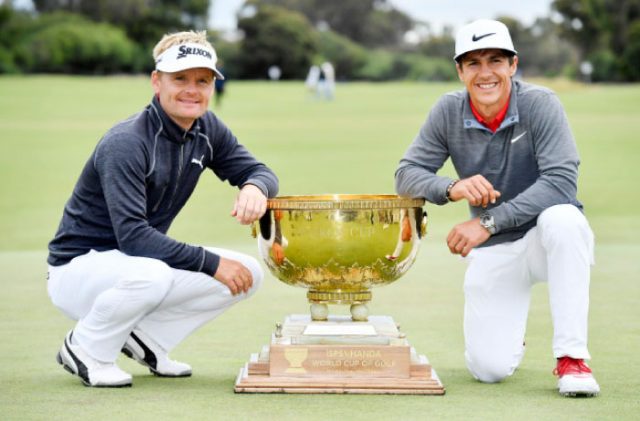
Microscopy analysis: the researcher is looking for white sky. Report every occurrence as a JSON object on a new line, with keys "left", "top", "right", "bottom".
{"left": 209, "top": 0, "right": 554, "bottom": 33}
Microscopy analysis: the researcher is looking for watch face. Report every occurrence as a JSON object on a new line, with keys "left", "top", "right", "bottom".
{"left": 480, "top": 214, "right": 495, "bottom": 233}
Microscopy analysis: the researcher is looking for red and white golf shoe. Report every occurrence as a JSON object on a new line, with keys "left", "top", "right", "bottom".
{"left": 554, "top": 356, "right": 600, "bottom": 397}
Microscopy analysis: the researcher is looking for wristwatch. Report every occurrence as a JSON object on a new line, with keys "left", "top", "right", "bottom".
{"left": 479, "top": 213, "right": 497, "bottom": 235}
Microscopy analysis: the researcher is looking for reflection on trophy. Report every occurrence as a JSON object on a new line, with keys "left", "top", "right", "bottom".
{"left": 255, "top": 195, "right": 426, "bottom": 321}
{"left": 235, "top": 195, "right": 445, "bottom": 395}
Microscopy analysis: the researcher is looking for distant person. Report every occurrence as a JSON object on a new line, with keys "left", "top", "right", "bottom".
{"left": 317, "top": 62, "right": 335, "bottom": 100}
{"left": 47, "top": 30, "right": 278, "bottom": 387}
{"left": 395, "top": 19, "right": 599, "bottom": 397}
{"left": 268, "top": 65, "right": 282, "bottom": 81}
{"left": 214, "top": 60, "right": 226, "bottom": 107}
{"left": 305, "top": 65, "right": 320, "bottom": 95}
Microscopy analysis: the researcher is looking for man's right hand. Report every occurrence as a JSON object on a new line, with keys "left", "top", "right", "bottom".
{"left": 213, "top": 257, "right": 253, "bottom": 295}
{"left": 448, "top": 174, "right": 501, "bottom": 208}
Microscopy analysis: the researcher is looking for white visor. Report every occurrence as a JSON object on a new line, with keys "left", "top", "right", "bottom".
{"left": 155, "top": 43, "right": 224, "bottom": 79}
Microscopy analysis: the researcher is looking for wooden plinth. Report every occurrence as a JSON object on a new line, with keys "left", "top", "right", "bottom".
{"left": 234, "top": 315, "right": 445, "bottom": 395}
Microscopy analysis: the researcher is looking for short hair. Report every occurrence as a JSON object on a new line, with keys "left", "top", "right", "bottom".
{"left": 455, "top": 49, "right": 516, "bottom": 67}
{"left": 152, "top": 30, "right": 214, "bottom": 61}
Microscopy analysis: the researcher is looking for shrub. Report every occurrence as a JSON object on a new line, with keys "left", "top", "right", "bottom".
{"left": 355, "top": 49, "right": 395, "bottom": 81}
{"left": 621, "top": 21, "right": 640, "bottom": 82}
{"left": 15, "top": 12, "right": 137, "bottom": 74}
{"left": 0, "top": 47, "right": 19, "bottom": 74}
{"left": 587, "top": 49, "right": 619, "bottom": 82}
{"left": 355, "top": 50, "right": 457, "bottom": 81}
{"left": 316, "top": 30, "right": 367, "bottom": 80}
{"left": 394, "top": 53, "right": 457, "bottom": 81}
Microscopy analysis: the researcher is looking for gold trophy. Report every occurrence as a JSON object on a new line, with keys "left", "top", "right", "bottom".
{"left": 235, "top": 195, "right": 445, "bottom": 394}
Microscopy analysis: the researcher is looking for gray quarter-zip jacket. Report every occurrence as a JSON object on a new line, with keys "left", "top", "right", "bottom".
{"left": 395, "top": 80, "right": 582, "bottom": 247}
{"left": 48, "top": 95, "right": 279, "bottom": 275}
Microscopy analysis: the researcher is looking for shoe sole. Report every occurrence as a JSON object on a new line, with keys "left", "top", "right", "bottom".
{"left": 560, "top": 391, "right": 599, "bottom": 397}
{"left": 558, "top": 376, "right": 599, "bottom": 398}
{"left": 57, "top": 338, "right": 132, "bottom": 388}
{"left": 122, "top": 343, "right": 191, "bottom": 378}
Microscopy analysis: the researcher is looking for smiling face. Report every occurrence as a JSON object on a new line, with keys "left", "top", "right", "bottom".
{"left": 151, "top": 68, "right": 215, "bottom": 130}
{"left": 456, "top": 49, "right": 518, "bottom": 120}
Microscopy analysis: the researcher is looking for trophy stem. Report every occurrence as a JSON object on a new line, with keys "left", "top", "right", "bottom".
{"left": 307, "top": 290, "right": 372, "bottom": 321}
{"left": 307, "top": 290, "right": 372, "bottom": 304}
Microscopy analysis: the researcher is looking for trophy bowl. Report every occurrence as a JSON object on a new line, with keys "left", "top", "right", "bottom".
{"left": 254, "top": 194, "right": 427, "bottom": 321}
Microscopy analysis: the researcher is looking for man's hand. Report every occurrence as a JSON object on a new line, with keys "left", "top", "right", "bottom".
{"left": 449, "top": 175, "right": 501, "bottom": 208}
{"left": 446, "top": 218, "right": 491, "bottom": 257}
{"left": 231, "top": 184, "right": 267, "bottom": 225}
{"left": 214, "top": 257, "right": 253, "bottom": 295}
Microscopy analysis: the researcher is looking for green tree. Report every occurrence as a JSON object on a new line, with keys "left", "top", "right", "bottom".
{"left": 12, "top": 12, "right": 138, "bottom": 74}
{"left": 32, "top": 0, "right": 209, "bottom": 47}
{"left": 0, "top": 5, "right": 28, "bottom": 72}
{"left": 237, "top": 5, "right": 317, "bottom": 79}
{"left": 419, "top": 30, "right": 455, "bottom": 61}
{"left": 621, "top": 20, "right": 640, "bottom": 80}
{"left": 500, "top": 16, "right": 575, "bottom": 78}
{"left": 246, "top": 0, "right": 412, "bottom": 47}
{"left": 552, "top": 0, "right": 640, "bottom": 81}
{"left": 316, "top": 30, "right": 367, "bottom": 79}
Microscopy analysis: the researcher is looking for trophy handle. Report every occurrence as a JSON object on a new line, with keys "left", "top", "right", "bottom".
{"left": 418, "top": 209, "right": 428, "bottom": 238}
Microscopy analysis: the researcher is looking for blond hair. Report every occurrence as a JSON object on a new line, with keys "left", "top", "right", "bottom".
{"left": 152, "top": 30, "right": 214, "bottom": 60}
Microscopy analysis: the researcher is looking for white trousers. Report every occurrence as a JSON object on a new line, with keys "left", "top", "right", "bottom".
{"left": 463, "top": 204, "right": 594, "bottom": 383}
{"left": 47, "top": 247, "right": 263, "bottom": 363}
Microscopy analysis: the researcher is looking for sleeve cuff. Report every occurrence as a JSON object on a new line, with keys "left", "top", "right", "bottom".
{"left": 487, "top": 205, "right": 511, "bottom": 233}
{"left": 201, "top": 249, "right": 221, "bottom": 277}
{"left": 242, "top": 180, "right": 269, "bottom": 198}
{"left": 438, "top": 177, "right": 457, "bottom": 204}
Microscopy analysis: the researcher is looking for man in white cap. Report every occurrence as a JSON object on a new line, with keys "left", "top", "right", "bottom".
{"left": 47, "top": 31, "right": 279, "bottom": 387}
{"left": 395, "top": 19, "right": 600, "bottom": 397}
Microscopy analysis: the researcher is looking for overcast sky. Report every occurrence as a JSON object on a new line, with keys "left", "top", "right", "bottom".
{"left": 209, "top": 0, "right": 554, "bottom": 33}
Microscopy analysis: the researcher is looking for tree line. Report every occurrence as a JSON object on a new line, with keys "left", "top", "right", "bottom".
{"left": 0, "top": 0, "right": 638, "bottom": 81}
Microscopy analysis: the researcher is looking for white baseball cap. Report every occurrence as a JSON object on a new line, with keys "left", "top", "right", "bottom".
{"left": 155, "top": 42, "right": 225, "bottom": 79}
{"left": 454, "top": 19, "right": 517, "bottom": 61}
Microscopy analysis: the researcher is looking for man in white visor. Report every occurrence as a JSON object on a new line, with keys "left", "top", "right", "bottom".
{"left": 47, "top": 31, "right": 278, "bottom": 387}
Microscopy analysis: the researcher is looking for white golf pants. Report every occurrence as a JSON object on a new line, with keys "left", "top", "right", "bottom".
{"left": 47, "top": 247, "right": 263, "bottom": 363}
{"left": 463, "top": 204, "right": 594, "bottom": 383}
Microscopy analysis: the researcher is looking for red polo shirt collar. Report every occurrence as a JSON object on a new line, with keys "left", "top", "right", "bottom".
{"left": 470, "top": 97, "right": 510, "bottom": 133}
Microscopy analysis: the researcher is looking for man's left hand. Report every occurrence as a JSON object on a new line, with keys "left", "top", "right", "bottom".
{"left": 231, "top": 184, "right": 267, "bottom": 225}
{"left": 446, "top": 218, "right": 491, "bottom": 257}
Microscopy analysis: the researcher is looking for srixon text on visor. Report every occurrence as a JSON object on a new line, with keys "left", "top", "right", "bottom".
{"left": 177, "top": 46, "right": 212, "bottom": 60}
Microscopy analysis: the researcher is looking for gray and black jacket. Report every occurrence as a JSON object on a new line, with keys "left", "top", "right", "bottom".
{"left": 395, "top": 80, "right": 582, "bottom": 247}
{"left": 48, "top": 95, "right": 278, "bottom": 275}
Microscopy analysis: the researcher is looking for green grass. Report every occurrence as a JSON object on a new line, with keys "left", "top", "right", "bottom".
{"left": 0, "top": 76, "right": 639, "bottom": 420}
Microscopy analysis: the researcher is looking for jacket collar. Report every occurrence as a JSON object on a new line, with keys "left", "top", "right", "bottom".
{"left": 462, "top": 79, "right": 520, "bottom": 133}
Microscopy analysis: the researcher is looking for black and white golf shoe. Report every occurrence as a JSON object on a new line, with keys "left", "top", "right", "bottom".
{"left": 121, "top": 329, "right": 192, "bottom": 377}
{"left": 56, "top": 331, "right": 132, "bottom": 387}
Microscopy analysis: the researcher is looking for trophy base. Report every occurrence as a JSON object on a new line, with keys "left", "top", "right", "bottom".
{"left": 234, "top": 314, "right": 445, "bottom": 395}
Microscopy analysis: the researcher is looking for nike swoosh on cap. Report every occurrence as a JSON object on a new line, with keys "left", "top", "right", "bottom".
{"left": 472, "top": 33, "right": 496, "bottom": 42}
{"left": 510, "top": 132, "right": 527, "bottom": 143}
